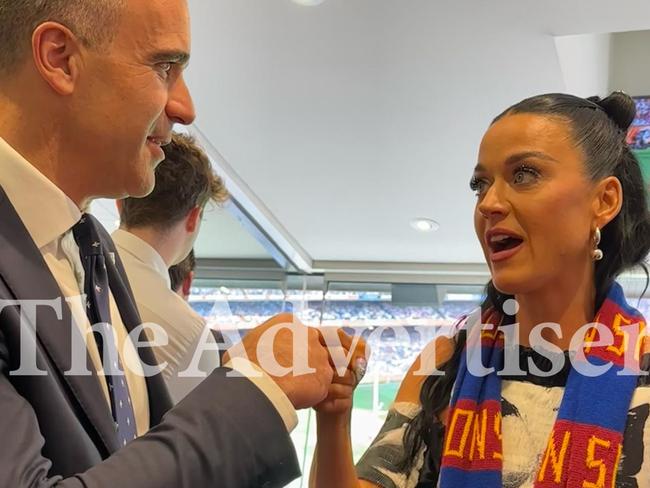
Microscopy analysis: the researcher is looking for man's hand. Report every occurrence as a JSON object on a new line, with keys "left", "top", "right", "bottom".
{"left": 223, "top": 313, "right": 334, "bottom": 409}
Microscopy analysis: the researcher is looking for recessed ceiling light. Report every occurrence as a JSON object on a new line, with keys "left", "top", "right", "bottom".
{"left": 410, "top": 218, "right": 439, "bottom": 233}
{"left": 291, "top": 0, "right": 326, "bottom": 5}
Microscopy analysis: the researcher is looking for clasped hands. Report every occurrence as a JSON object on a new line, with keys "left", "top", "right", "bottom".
{"left": 223, "top": 313, "right": 368, "bottom": 412}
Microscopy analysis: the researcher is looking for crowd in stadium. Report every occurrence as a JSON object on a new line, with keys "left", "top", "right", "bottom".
{"left": 190, "top": 299, "right": 477, "bottom": 324}
{"left": 190, "top": 294, "right": 650, "bottom": 379}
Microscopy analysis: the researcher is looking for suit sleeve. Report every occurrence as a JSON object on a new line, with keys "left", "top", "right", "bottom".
{"left": 77, "top": 367, "right": 301, "bottom": 488}
{"left": 0, "top": 326, "right": 300, "bottom": 488}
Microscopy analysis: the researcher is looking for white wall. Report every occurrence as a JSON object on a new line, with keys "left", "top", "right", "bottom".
{"left": 554, "top": 33, "right": 612, "bottom": 98}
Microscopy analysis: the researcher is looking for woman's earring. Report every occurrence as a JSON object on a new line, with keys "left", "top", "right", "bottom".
{"left": 592, "top": 227, "right": 604, "bottom": 261}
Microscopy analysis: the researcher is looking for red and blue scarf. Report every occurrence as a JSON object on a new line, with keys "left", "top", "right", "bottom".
{"left": 439, "top": 282, "right": 646, "bottom": 487}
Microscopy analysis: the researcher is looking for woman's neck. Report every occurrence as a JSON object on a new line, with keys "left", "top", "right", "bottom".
{"left": 514, "top": 264, "right": 596, "bottom": 350}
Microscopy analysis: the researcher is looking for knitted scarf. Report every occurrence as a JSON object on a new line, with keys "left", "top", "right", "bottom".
{"left": 439, "top": 282, "right": 646, "bottom": 487}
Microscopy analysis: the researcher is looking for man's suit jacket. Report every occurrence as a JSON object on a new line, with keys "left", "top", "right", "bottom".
{"left": 0, "top": 186, "right": 300, "bottom": 487}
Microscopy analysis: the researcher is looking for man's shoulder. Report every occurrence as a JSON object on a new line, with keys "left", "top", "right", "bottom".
{"left": 108, "top": 227, "right": 135, "bottom": 255}
{"left": 129, "top": 264, "right": 205, "bottom": 332}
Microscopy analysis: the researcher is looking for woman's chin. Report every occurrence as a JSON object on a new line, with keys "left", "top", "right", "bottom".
{"left": 490, "top": 272, "right": 527, "bottom": 296}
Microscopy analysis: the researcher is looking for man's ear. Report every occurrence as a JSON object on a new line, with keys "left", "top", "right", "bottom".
{"left": 185, "top": 206, "right": 202, "bottom": 233}
{"left": 31, "top": 21, "right": 83, "bottom": 95}
{"left": 591, "top": 176, "right": 623, "bottom": 229}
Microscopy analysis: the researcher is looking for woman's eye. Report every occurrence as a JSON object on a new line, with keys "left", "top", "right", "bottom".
{"left": 469, "top": 177, "right": 488, "bottom": 197}
{"left": 513, "top": 166, "right": 540, "bottom": 185}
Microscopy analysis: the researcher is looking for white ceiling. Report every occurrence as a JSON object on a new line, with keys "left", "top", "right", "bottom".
{"left": 181, "top": 1, "right": 650, "bottom": 264}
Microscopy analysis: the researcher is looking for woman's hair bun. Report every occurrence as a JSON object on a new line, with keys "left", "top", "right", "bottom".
{"left": 587, "top": 91, "right": 636, "bottom": 132}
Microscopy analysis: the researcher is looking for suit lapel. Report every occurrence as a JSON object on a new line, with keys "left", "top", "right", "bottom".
{"left": 0, "top": 188, "right": 120, "bottom": 454}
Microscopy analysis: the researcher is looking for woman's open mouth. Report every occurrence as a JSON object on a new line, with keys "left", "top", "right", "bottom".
{"left": 486, "top": 231, "right": 524, "bottom": 263}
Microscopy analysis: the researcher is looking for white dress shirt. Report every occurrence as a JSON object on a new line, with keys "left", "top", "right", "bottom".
{"left": 112, "top": 223, "right": 297, "bottom": 429}
{"left": 0, "top": 137, "right": 150, "bottom": 436}
{"left": 112, "top": 229, "right": 219, "bottom": 401}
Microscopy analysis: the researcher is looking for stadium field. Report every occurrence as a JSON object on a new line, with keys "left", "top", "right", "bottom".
{"left": 353, "top": 382, "right": 400, "bottom": 410}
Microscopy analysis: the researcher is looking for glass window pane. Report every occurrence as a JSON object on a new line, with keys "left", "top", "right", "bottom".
{"left": 190, "top": 279, "right": 485, "bottom": 487}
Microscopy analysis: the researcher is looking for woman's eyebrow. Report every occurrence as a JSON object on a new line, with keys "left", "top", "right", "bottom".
{"left": 474, "top": 151, "right": 558, "bottom": 172}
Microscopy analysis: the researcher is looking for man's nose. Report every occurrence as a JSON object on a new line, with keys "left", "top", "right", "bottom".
{"left": 167, "top": 75, "right": 196, "bottom": 126}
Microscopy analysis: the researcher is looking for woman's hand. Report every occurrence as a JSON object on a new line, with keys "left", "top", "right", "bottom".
{"left": 314, "top": 328, "right": 368, "bottom": 417}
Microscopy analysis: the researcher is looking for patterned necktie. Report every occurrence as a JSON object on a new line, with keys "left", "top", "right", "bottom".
{"left": 72, "top": 213, "right": 137, "bottom": 447}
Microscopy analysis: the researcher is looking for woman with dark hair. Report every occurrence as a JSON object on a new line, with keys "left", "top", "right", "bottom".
{"left": 310, "top": 91, "right": 650, "bottom": 487}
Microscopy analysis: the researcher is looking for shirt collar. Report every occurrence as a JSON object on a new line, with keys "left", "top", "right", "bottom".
{"left": 0, "top": 137, "right": 81, "bottom": 249}
{"left": 112, "top": 229, "right": 171, "bottom": 288}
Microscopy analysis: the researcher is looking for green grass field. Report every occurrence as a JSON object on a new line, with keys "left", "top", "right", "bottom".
{"left": 287, "top": 381, "right": 401, "bottom": 487}
{"left": 353, "top": 381, "right": 400, "bottom": 410}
